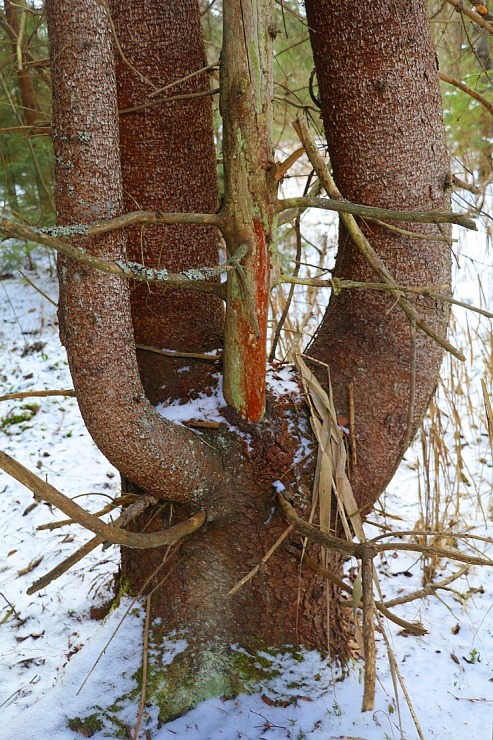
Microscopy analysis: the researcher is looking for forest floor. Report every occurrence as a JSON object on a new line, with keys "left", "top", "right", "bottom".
{"left": 0, "top": 236, "right": 492, "bottom": 740}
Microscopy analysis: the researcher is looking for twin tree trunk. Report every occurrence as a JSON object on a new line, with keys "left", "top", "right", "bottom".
{"left": 46, "top": 0, "right": 451, "bottom": 719}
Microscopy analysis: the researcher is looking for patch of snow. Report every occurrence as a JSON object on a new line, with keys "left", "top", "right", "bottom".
{"left": 0, "top": 234, "right": 492, "bottom": 739}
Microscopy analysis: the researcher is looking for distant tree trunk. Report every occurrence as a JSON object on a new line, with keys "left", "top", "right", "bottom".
{"left": 4, "top": 0, "right": 38, "bottom": 127}
{"left": 305, "top": 0, "right": 451, "bottom": 512}
{"left": 3, "top": 0, "right": 50, "bottom": 209}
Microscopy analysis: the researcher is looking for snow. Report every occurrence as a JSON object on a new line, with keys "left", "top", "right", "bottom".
{"left": 0, "top": 237, "right": 492, "bottom": 739}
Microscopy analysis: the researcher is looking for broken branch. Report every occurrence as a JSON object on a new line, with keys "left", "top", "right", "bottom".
{"left": 0, "top": 450, "right": 206, "bottom": 550}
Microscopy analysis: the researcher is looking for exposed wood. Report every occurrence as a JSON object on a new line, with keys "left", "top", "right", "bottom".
{"left": 220, "top": 0, "right": 276, "bottom": 421}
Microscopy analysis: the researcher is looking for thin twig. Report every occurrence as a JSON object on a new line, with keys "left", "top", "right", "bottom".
{"left": 228, "top": 525, "right": 294, "bottom": 595}
{"left": 377, "top": 613, "right": 425, "bottom": 740}
{"left": 439, "top": 71, "right": 493, "bottom": 117}
{"left": 77, "top": 547, "right": 182, "bottom": 696}
{"left": 373, "top": 218, "right": 455, "bottom": 242}
{"left": 97, "top": 0, "right": 159, "bottom": 91}
{"left": 269, "top": 206, "right": 303, "bottom": 361}
{"left": 148, "top": 62, "right": 219, "bottom": 98}
{"left": 133, "top": 593, "right": 151, "bottom": 740}
{"left": 275, "top": 275, "right": 493, "bottom": 321}
{"left": 19, "top": 270, "right": 57, "bottom": 306}
{"left": 120, "top": 87, "right": 219, "bottom": 115}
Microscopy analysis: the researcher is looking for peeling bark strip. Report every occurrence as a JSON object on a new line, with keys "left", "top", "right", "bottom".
{"left": 46, "top": 0, "right": 222, "bottom": 501}
{"left": 305, "top": 0, "right": 452, "bottom": 508}
{"left": 221, "top": 0, "right": 276, "bottom": 421}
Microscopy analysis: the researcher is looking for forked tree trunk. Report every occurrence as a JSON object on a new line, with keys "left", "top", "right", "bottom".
{"left": 305, "top": 0, "right": 451, "bottom": 512}
{"left": 47, "top": 0, "right": 346, "bottom": 722}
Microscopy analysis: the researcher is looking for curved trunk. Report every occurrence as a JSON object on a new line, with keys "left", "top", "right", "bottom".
{"left": 46, "top": 0, "right": 221, "bottom": 502}
{"left": 305, "top": 0, "right": 451, "bottom": 510}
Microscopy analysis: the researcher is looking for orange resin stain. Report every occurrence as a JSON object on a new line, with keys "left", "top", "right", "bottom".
{"left": 236, "top": 218, "right": 269, "bottom": 422}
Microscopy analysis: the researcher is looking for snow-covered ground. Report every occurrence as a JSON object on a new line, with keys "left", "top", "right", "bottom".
{"left": 0, "top": 235, "right": 492, "bottom": 739}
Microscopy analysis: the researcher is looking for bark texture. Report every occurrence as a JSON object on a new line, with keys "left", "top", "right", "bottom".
{"left": 110, "top": 0, "right": 224, "bottom": 404}
{"left": 305, "top": 0, "right": 451, "bottom": 509}
{"left": 46, "top": 0, "right": 222, "bottom": 502}
{"left": 111, "top": 2, "right": 343, "bottom": 716}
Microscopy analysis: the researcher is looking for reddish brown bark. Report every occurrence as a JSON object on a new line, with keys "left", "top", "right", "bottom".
{"left": 305, "top": 0, "right": 451, "bottom": 510}
{"left": 110, "top": 0, "right": 224, "bottom": 404}
{"left": 110, "top": 3, "right": 342, "bottom": 713}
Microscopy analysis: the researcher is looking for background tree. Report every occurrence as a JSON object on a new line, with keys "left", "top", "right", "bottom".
{"left": 0, "top": 0, "right": 481, "bottom": 722}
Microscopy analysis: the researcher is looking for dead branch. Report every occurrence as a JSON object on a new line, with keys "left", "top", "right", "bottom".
{"left": 451, "top": 175, "right": 482, "bottom": 194}
{"left": 0, "top": 450, "right": 206, "bottom": 550}
{"left": 293, "top": 118, "right": 466, "bottom": 361}
{"left": 19, "top": 270, "right": 58, "bottom": 306}
{"left": 276, "top": 196, "right": 477, "bottom": 231}
{"left": 0, "top": 216, "right": 245, "bottom": 297}
{"left": 27, "top": 494, "right": 159, "bottom": 594}
{"left": 372, "top": 218, "right": 455, "bottom": 242}
{"left": 277, "top": 493, "right": 369, "bottom": 558}
{"left": 76, "top": 209, "right": 225, "bottom": 236}
{"left": 0, "top": 388, "right": 75, "bottom": 402}
{"left": 446, "top": 0, "right": 493, "bottom": 33}
{"left": 278, "top": 493, "right": 493, "bottom": 567}
{"left": 361, "top": 550, "right": 376, "bottom": 711}
{"left": 135, "top": 345, "right": 221, "bottom": 362}
{"left": 36, "top": 495, "right": 134, "bottom": 531}
{"left": 119, "top": 87, "right": 220, "bottom": 115}
{"left": 0, "top": 124, "right": 50, "bottom": 135}
{"left": 439, "top": 71, "right": 493, "bottom": 117}
{"left": 383, "top": 565, "right": 470, "bottom": 608}
{"left": 300, "top": 547, "right": 427, "bottom": 635}
{"left": 275, "top": 275, "right": 493, "bottom": 321}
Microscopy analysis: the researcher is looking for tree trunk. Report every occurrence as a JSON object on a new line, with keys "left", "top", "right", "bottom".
{"left": 110, "top": 0, "right": 224, "bottom": 405}
{"left": 110, "top": 0, "right": 346, "bottom": 719}
{"left": 305, "top": 0, "right": 452, "bottom": 512}
{"left": 47, "top": 0, "right": 346, "bottom": 722}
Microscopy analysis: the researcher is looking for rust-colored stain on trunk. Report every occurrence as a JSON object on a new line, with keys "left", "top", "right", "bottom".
{"left": 235, "top": 218, "right": 269, "bottom": 422}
